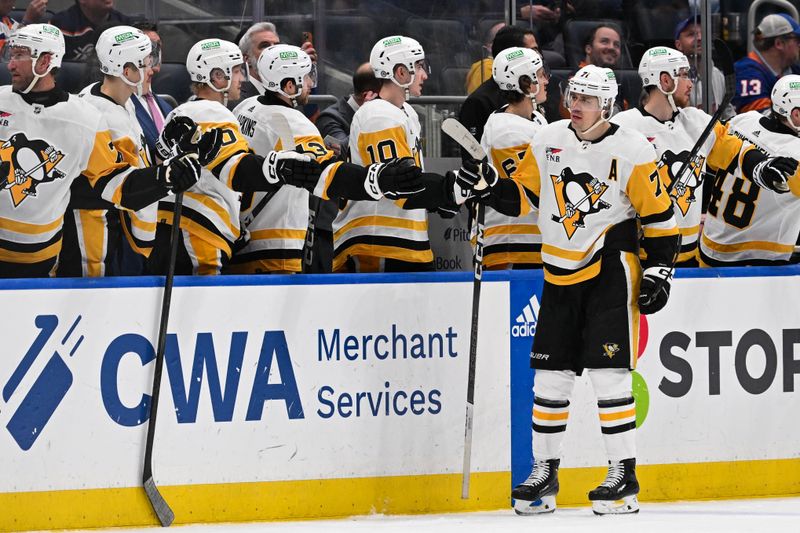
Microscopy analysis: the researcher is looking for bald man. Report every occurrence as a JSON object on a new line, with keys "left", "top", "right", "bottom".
{"left": 316, "top": 62, "right": 381, "bottom": 153}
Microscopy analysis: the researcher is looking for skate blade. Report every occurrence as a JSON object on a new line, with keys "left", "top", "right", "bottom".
{"left": 592, "top": 494, "right": 639, "bottom": 515}
{"left": 513, "top": 495, "right": 557, "bottom": 515}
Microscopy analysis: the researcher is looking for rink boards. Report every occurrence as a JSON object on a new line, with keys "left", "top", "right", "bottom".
{"left": 2, "top": 267, "right": 800, "bottom": 531}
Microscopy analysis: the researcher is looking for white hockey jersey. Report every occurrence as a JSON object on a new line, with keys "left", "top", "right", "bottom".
{"left": 510, "top": 120, "right": 678, "bottom": 285}
{"left": 0, "top": 87, "right": 139, "bottom": 272}
{"left": 701, "top": 111, "right": 800, "bottom": 264}
{"left": 57, "top": 83, "right": 157, "bottom": 276}
{"left": 332, "top": 98, "right": 430, "bottom": 271}
{"left": 479, "top": 108, "right": 546, "bottom": 268}
{"left": 160, "top": 99, "right": 251, "bottom": 261}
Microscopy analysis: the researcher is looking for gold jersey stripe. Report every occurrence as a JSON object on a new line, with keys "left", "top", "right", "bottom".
{"left": 0, "top": 215, "right": 63, "bottom": 235}
{"left": 599, "top": 407, "right": 637, "bottom": 422}
{"left": 701, "top": 233, "right": 794, "bottom": 254}
{"left": 544, "top": 259, "right": 602, "bottom": 285}
{"left": 334, "top": 215, "right": 428, "bottom": 240}
{"left": 249, "top": 229, "right": 308, "bottom": 241}
{"left": 484, "top": 251, "right": 542, "bottom": 268}
{"left": 0, "top": 239, "right": 62, "bottom": 263}
{"left": 643, "top": 226, "right": 680, "bottom": 238}
{"left": 485, "top": 224, "right": 541, "bottom": 237}
{"left": 227, "top": 258, "right": 302, "bottom": 274}
{"left": 183, "top": 191, "right": 239, "bottom": 236}
{"left": 333, "top": 243, "right": 433, "bottom": 271}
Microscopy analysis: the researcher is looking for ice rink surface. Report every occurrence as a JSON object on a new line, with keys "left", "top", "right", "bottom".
{"left": 93, "top": 497, "right": 800, "bottom": 533}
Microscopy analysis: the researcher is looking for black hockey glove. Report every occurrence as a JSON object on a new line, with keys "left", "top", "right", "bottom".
{"left": 366, "top": 157, "right": 425, "bottom": 200}
{"left": 638, "top": 265, "right": 673, "bottom": 315}
{"left": 155, "top": 115, "right": 199, "bottom": 160}
{"left": 262, "top": 150, "right": 322, "bottom": 190}
{"left": 157, "top": 153, "right": 202, "bottom": 193}
{"left": 452, "top": 157, "right": 499, "bottom": 202}
{"left": 752, "top": 156, "right": 797, "bottom": 194}
{"left": 195, "top": 128, "right": 224, "bottom": 166}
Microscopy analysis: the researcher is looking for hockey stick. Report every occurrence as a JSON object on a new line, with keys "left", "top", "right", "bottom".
{"left": 142, "top": 182, "right": 190, "bottom": 527}
{"left": 440, "top": 117, "right": 486, "bottom": 499}
{"left": 268, "top": 113, "right": 319, "bottom": 273}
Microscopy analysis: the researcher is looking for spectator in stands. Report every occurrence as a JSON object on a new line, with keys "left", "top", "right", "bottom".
{"left": 130, "top": 22, "right": 172, "bottom": 159}
{"left": 673, "top": 15, "right": 734, "bottom": 119}
{"left": 518, "top": 2, "right": 560, "bottom": 51}
{"left": 558, "top": 23, "right": 627, "bottom": 119}
{"left": 317, "top": 62, "right": 380, "bottom": 155}
{"left": 234, "top": 21, "right": 318, "bottom": 107}
{"left": 465, "top": 22, "right": 505, "bottom": 94}
{"left": 0, "top": 0, "right": 48, "bottom": 50}
{"left": 50, "top": 0, "right": 132, "bottom": 62}
{"left": 458, "top": 26, "right": 537, "bottom": 159}
{"left": 733, "top": 13, "right": 800, "bottom": 114}
{"left": 581, "top": 23, "right": 621, "bottom": 69}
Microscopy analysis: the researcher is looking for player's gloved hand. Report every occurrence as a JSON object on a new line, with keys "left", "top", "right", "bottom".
{"left": 752, "top": 156, "right": 797, "bottom": 194}
{"left": 157, "top": 153, "right": 202, "bottom": 193}
{"left": 263, "top": 150, "right": 321, "bottom": 189}
{"left": 194, "top": 128, "right": 224, "bottom": 166}
{"left": 432, "top": 204, "right": 461, "bottom": 219}
{"left": 156, "top": 115, "right": 199, "bottom": 160}
{"left": 366, "top": 157, "right": 425, "bottom": 200}
{"left": 451, "top": 157, "right": 499, "bottom": 203}
{"left": 638, "top": 265, "right": 673, "bottom": 315}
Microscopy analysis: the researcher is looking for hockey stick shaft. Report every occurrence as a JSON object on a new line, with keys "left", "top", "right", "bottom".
{"left": 143, "top": 192, "right": 181, "bottom": 527}
{"left": 462, "top": 201, "right": 485, "bottom": 499}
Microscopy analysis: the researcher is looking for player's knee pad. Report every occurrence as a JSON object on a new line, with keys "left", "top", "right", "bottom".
{"left": 587, "top": 368, "right": 632, "bottom": 400}
{"left": 533, "top": 369, "right": 576, "bottom": 401}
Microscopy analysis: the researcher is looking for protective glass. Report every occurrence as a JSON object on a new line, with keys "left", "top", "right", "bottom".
{"left": 307, "top": 62, "right": 318, "bottom": 89}
{"left": 415, "top": 58, "right": 431, "bottom": 76}
{"left": 1, "top": 46, "right": 33, "bottom": 65}
{"left": 565, "top": 89, "right": 602, "bottom": 112}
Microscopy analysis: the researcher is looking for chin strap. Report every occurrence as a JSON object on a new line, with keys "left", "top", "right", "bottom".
{"left": 658, "top": 76, "right": 679, "bottom": 112}
{"left": 579, "top": 108, "right": 611, "bottom": 137}
{"left": 120, "top": 66, "right": 145, "bottom": 97}
{"left": 21, "top": 59, "right": 53, "bottom": 94}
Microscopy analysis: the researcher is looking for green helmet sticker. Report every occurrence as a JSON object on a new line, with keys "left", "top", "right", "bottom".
{"left": 383, "top": 36, "right": 402, "bottom": 47}
{"left": 201, "top": 40, "right": 221, "bottom": 50}
{"left": 114, "top": 32, "right": 136, "bottom": 44}
{"left": 607, "top": 71, "right": 617, "bottom": 80}
{"left": 279, "top": 51, "right": 299, "bottom": 60}
{"left": 505, "top": 49, "right": 525, "bottom": 60}
{"left": 790, "top": 82, "right": 800, "bottom": 90}
{"left": 42, "top": 26, "right": 60, "bottom": 36}
{"left": 649, "top": 47, "right": 668, "bottom": 56}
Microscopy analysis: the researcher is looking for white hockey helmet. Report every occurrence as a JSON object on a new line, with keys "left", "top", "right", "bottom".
{"left": 95, "top": 26, "right": 152, "bottom": 95}
{"left": 6, "top": 24, "right": 65, "bottom": 93}
{"left": 638, "top": 46, "right": 690, "bottom": 88}
{"left": 771, "top": 74, "right": 800, "bottom": 131}
{"left": 370, "top": 35, "right": 426, "bottom": 89}
{"left": 186, "top": 38, "right": 243, "bottom": 96}
{"left": 258, "top": 44, "right": 314, "bottom": 100}
{"left": 493, "top": 47, "right": 545, "bottom": 97}
{"left": 566, "top": 64, "right": 618, "bottom": 113}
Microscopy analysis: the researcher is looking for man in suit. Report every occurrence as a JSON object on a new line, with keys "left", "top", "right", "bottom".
{"left": 130, "top": 22, "right": 173, "bottom": 160}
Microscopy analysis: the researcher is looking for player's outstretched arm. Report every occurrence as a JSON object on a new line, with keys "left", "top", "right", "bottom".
{"left": 458, "top": 157, "right": 540, "bottom": 217}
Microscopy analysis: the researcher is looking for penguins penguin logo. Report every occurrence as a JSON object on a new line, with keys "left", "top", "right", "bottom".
{"left": 0, "top": 133, "right": 66, "bottom": 207}
{"left": 662, "top": 149, "right": 703, "bottom": 216}
{"left": 550, "top": 167, "right": 611, "bottom": 239}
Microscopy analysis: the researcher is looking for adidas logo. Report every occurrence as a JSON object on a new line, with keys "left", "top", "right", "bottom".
{"left": 512, "top": 293, "right": 539, "bottom": 337}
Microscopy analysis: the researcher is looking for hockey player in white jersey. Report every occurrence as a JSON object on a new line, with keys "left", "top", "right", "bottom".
{"left": 610, "top": 47, "right": 795, "bottom": 267}
{"left": 231, "top": 44, "right": 449, "bottom": 274}
{"left": 150, "top": 38, "right": 322, "bottom": 275}
{"left": 334, "top": 35, "right": 460, "bottom": 273}
{"left": 479, "top": 46, "right": 548, "bottom": 269}
{"left": 0, "top": 24, "right": 202, "bottom": 278}
{"left": 155, "top": 38, "right": 428, "bottom": 275}
{"left": 701, "top": 75, "right": 800, "bottom": 266}
{"left": 58, "top": 26, "right": 159, "bottom": 277}
{"left": 459, "top": 65, "right": 680, "bottom": 515}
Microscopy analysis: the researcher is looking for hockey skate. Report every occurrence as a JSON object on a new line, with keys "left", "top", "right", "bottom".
{"left": 588, "top": 458, "right": 640, "bottom": 515}
{"left": 511, "top": 458, "right": 560, "bottom": 515}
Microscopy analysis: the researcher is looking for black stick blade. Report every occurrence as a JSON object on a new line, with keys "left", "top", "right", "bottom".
{"left": 144, "top": 476, "right": 175, "bottom": 527}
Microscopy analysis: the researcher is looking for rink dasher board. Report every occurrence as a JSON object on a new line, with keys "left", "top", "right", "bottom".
{"left": 2, "top": 267, "right": 800, "bottom": 530}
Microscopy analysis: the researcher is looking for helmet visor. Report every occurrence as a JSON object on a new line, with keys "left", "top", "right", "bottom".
{"left": 148, "top": 40, "right": 162, "bottom": 69}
